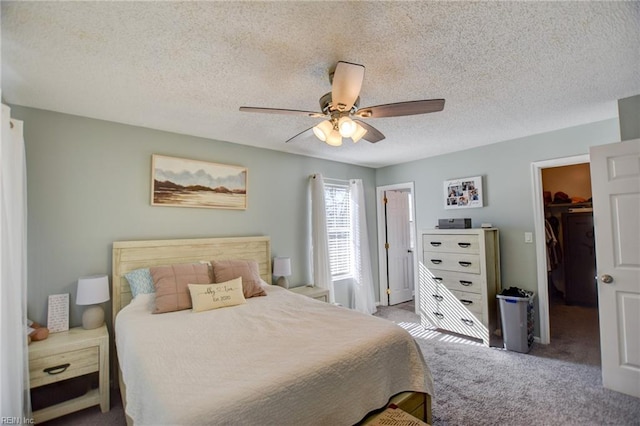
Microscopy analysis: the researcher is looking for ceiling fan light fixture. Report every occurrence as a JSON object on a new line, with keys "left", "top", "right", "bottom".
{"left": 240, "top": 61, "right": 444, "bottom": 146}
{"left": 338, "top": 116, "right": 357, "bottom": 138}
{"left": 312, "top": 120, "right": 333, "bottom": 142}
{"left": 326, "top": 130, "right": 343, "bottom": 147}
{"left": 351, "top": 122, "right": 368, "bottom": 143}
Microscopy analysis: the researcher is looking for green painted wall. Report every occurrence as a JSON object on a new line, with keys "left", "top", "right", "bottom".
{"left": 12, "top": 104, "right": 624, "bottom": 339}
{"left": 11, "top": 106, "right": 377, "bottom": 327}
{"left": 376, "top": 118, "right": 620, "bottom": 335}
{"left": 619, "top": 94, "right": 640, "bottom": 141}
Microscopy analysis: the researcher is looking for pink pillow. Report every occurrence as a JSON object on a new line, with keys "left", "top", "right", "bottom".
{"left": 150, "top": 263, "right": 211, "bottom": 314}
{"left": 211, "top": 260, "right": 266, "bottom": 298}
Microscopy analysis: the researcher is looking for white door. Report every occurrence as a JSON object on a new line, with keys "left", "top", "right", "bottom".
{"left": 590, "top": 138, "right": 640, "bottom": 398}
{"left": 385, "top": 190, "right": 414, "bottom": 305}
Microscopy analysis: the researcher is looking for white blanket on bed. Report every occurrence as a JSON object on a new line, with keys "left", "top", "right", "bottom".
{"left": 116, "top": 285, "right": 433, "bottom": 426}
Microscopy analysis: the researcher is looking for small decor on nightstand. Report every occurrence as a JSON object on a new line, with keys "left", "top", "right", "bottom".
{"left": 76, "top": 275, "right": 110, "bottom": 330}
{"left": 273, "top": 257, "right": 291, "bottom": 289}
{"left": 47, "top": 293, "right": 69, "bottom": 333}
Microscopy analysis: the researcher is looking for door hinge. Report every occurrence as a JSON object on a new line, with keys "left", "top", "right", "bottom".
{"left": 385, "top": 242, "right": 390, "bottom": 249}
{"left": 386, "top": 288, "right": 392, "bottom": 295}
{"left": 383, "top": 197, "right": 388, "bottom": 204}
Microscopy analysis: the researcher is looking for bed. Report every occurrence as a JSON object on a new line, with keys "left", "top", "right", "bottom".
{"left": 112, "top": 236, "right": 433, "bottom": 425}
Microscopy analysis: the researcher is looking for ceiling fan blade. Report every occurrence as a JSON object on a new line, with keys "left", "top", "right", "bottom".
{"left": 239, "top": 107, "right": 326, "bottom": 118}
{"left": 331, "top": 61, "right": 365, "bottom": 112}
{"left": 285, "top": 127, "right": 314, "bottom": 143}
{"left": 355, "top": 99, "right": 445, "bottom": 118}
{"left": 354, "top": 120, "right": 385, "bottom": 143}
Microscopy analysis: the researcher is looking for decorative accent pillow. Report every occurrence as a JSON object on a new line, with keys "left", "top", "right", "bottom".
{"left": 188, "top": 277, "right": 246, "bottom": 312}
{"left": 150, "top": 263, "right": 211, "bottom": 314}
{"left": 124, "top": 268, "right": 155, "bottom": 297}
{"left": 211, "top": 259, "right": 266, "bottom": 298}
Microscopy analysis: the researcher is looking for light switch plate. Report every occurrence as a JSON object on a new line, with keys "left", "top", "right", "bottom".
{"left": 524, "top": 232, "right": 533, "bottom": 243}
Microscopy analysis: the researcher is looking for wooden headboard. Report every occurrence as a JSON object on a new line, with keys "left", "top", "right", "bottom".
{"left": 111, "top": 236, "right": 271, "bottom": 327}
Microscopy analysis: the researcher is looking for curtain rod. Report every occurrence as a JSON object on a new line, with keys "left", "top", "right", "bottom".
{"left": 310, "top": 174, "right": 349, "bottom": 184}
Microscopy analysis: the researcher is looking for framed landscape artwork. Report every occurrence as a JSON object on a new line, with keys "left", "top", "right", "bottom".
{"left": 151, "top": 155, "right": 247, "bottom": 209}
{"left": 444, "top": 175, "right": 483, "bottom": 209}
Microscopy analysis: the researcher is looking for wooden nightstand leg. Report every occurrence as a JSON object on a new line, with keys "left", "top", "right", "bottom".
{"left": 99, "top": 338, "right": 110, "bottom": 412}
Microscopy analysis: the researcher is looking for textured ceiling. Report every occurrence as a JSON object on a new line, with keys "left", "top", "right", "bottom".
{"left": 2, "top": 1, "right": 639, "bottom": 168}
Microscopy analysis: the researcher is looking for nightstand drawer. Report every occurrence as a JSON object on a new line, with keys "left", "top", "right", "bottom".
{"left": 30, "top": 346, "right": 99, "bottom": 388}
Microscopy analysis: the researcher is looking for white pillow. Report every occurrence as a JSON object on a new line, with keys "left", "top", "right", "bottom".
{"left": 188, "top": 277, "right": 246, "bottom": 313}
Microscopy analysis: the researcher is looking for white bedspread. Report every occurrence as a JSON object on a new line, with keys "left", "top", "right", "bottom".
{"left": 116, "top": 285, "right": 433, "bottom": 425}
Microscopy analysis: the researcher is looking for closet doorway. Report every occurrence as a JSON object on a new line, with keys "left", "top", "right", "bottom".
{"left": 543, "top": 163, "right": 597, "bottom": 308}
{"left": 532, "top": 154, "right": 599, "bottom": 347}
{"left": 376, "top": 182, "right": 417, "bottom": 308}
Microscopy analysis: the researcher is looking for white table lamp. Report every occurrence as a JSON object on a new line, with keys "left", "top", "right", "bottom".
{"left": 273, "top": 257, "right": 291, "bottom": 289}
{"left": 76, "top": 275, "right": 110, "bottom": 330}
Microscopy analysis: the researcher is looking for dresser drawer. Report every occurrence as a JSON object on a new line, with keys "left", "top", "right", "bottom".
{"left": 427, "top": 288, "right": 483, "bottom": 322}
{"left": 423, "top": 251, "right": 481, "bottom": 274}
{"left": 449, "top": 289, "right": 483, "bottom": 315}
{"left": 30, "top": 346, "right": 99, "bottom": 388}
{"left": 429, "top": 270, "right": 485, "bottom": 294}
{"left": 422, "top": 234, "right": 480, "bottom": 254}
{"left": 436, "top": 288, "right": 483, "bottom": 320}
{"left": 438, "top": 311, "right": 485, "bottom": 341}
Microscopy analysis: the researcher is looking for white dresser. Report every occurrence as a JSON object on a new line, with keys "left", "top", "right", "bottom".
{"left": 418, "top": 228, "right": 501, "bottom": 346}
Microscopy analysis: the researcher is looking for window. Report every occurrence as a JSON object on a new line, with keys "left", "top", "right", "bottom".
{"left": 324, "top": 182, "right": 352, "bottom": 278}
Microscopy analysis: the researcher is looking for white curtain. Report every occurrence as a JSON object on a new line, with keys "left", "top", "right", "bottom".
{"left": 0, "top": 103, "right": 31, "bottom": 418}
{"left": 309, "top": 174, "right": 334, "bottom": 303}
{"left": 349, "top": 179, "right": 376, "bottom": 314}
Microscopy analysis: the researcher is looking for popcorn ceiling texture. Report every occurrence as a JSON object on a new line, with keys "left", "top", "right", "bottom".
{"left": 2, "top": 1, "right": 639, "bottom": 168}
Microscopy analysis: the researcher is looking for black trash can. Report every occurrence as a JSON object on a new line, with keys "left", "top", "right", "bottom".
{"left": 497, "top": 287, "right": 535, "bottom": 353}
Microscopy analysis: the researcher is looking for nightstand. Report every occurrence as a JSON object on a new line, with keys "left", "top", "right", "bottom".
{"left": 28, "top": 325, "right": 109, "bottom": 423}
{"left": 289, "top": 285, "right": 330, "bottom": 302}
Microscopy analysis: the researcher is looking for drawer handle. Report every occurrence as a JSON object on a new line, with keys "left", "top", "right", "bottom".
{"left": 430, "top": 259, "right": 442, "bottom": 264}
{"left": 458, "top": 242, "right": 471, "bottom": 248}
{"left": 432, "top": 294, "right": 443, "bottom": 302}
{"left": 459, "top": 280, "right": 473, "bottom": 286}
{"left": 429, "top": 242, "right": 442, "bottom": 247}
{"left": 433, "top": 277, "right": 443, "bottom": 282}
{"left": 460, "top": 299, "right": 473, "bottom": 305}
{"left": 461, "top": 318, "right": 474, "bottom": 327}
{"left": 458, "top": 261, "right": 472, "bottom": 267}
{"left": 433, "top": 312, "right": 444, "bottom": 319}
{"left": 43, "top": 363, "right": 71, "bottom": 375}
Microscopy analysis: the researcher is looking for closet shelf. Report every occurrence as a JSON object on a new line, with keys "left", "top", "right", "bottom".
{"left": 545, "top": 202, "right": 592, "bottom": 209}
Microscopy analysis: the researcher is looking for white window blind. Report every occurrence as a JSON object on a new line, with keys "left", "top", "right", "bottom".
{"left": 324, "top": 182, "right": 352, "bottom": 278}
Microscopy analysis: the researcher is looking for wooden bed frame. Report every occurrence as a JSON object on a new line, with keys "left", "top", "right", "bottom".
{"left": 111, "top": 236, "right": 431, "bottom": 425}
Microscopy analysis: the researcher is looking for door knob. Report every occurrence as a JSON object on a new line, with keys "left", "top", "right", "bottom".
{"left": 600, "top": 274, "right": 614, "bottom": 284}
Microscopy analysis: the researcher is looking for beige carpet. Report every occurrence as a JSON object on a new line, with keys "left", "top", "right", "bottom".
{"left": 374, "top": 297, "right": 640, "bottom": 425}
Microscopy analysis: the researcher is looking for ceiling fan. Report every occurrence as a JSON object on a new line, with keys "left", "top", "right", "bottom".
{"left": 239, "top": 61, "right": 445, "bottom": 146}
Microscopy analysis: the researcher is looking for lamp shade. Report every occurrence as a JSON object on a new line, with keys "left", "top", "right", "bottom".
{"left": 273, "top": 257, "right": 292, "bottom": 277}
{"left": 351, "top": 122, "right": 368, "bottom": 143}
{"left": 312, "top": 120, "right": 333, "bottom": 142}
{"left": 325, "top": 130, "right": 343, "bottom": 146}
{"left": 76, "top": 275, "right": 110, "bottom": 305}
{"left": 338, "top": 117, "right": 357, "bottom": 138}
